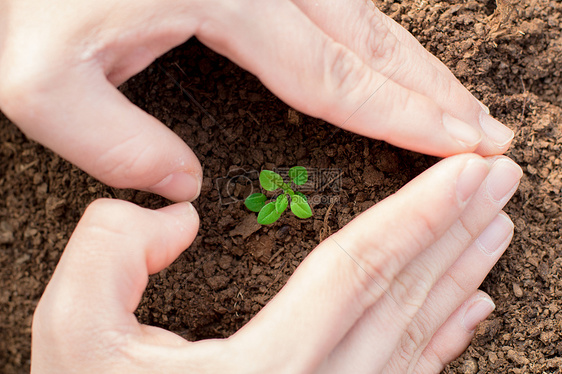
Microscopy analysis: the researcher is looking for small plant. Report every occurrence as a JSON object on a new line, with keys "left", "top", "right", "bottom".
{"left": 245, "top": 166, "right": 312, "bottom": 225}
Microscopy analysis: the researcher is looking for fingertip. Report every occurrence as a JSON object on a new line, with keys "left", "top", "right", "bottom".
{"left": 415, "top": 291, "right": 495, "bottom": 373}
{"left": 455, "top": 157, "right": 490, "bottom": 204}
{"left": 474, "top": 212, "right": 514, "bottom": 256}
{"left": 477, "top": 112, "right": 515, "bottom": 154}
{"left": 147, "top": 202, "right": 200, "bottom": 274}
{"left": 477, "top": 99, "right": 490, "bottom": 114}
{"left": 442, "top": 113, "right": 483, "bottom": 149}
{"left": 145, "top": 171, "right": 202, "bottom": 202}
{"left": 158, "top": 201, "right": 199, "bottom": 222}
{"left": 461, "top": 292, "right": 495, "bottom": 332}
{"left": 20, "top": 72, "right": 205, "bottom": 202}
{"left": 157, "top": 201, "right": 200, "bottom": 241}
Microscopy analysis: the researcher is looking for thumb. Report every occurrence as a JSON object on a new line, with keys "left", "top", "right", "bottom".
{"left": 1, "top": 65, "right": 202, "bottom": 202}
{"left": 32, "top": 200, "right": 199, "bottom": 372}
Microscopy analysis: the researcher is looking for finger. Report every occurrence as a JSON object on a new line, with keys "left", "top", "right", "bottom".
{"left": 319, "top": 158, "right": 521, "bottom": 373}
{"left": 412, "top": 291, "right": 496, "bottom": 373}
{"left": 289, "top": 0, "right": 513, "bottom": 155}
{"left": 198, "top": 1, "right": 483, "bottom": 157}
{"left": 0, "top": 1, "right": 203, "bottom": 202}
{"left": 0, "top": 66, "right": 202, "bottom": 201}
{"left": 50, "top": 199, "right": 198, "bottom": 315}
{"left": 32, "top": 200, "right": 199, "bottom": 370}
{"left": 387, "top": 212, "right": 512, "bottom": 373}
{"left": 229, "top": 154, "right": 489, "bottom": 372}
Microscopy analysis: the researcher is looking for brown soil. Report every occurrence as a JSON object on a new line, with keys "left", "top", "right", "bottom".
{"left": 1, "top": 0, "right": 561, "bottom": 372}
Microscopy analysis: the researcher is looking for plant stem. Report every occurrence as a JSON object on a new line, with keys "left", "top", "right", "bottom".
{"left": 281, "top": 182, "right": 294, "bottom": 196}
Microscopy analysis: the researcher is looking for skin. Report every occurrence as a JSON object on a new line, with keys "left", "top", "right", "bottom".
{"left": 0, "top": 0, "right": 520, "bottom": 372}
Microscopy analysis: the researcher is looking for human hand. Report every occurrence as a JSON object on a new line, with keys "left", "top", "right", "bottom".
{"left": 32, "top": 154, "right": 522, "bottom": 373}
{"left": 0, "top": 0, "right": 513, "bottom": 201}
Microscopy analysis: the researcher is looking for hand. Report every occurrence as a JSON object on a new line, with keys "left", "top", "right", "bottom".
{"left": 0, "top": 0, "right": 514, "bottom": 201}
{"left": 32, "top": 154, "right": 522, "bottom": 373}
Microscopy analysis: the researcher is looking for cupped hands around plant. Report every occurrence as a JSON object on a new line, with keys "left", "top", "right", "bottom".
{"left": 245, "top": 166, "right": 312, "bottom": 225}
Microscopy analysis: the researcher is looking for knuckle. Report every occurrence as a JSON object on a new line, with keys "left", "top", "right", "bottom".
{"left": 450, "top": 218, "right": 473, "bottom": 246}
{"left": 323, "top": 41, "right": 373, "bottom": 104}
{"left": 442, "top": 271, "right": 470, "bottom": 295}
{"left": 0, "top": 69, "right": 41, "bottom": 121}
{"left": 335, "top": 230, "right": 403, "bottom": 308}
{"left": 399, "top": 309, "right": 434, "bottom": 362}
{"left": 407, "top": 208, "right": 441, "bottom": 252}
{"left": 335, "top": 208, "right": 441, "bottom": 310}
{"left": 326, "top": 44, "right": 359, "bottom": 92}
{"left": 442, "top": 75, "right": 456, "bottom": 103}
{"left": 357, "top": 257, "right": 399, "bottom": 308}
{"left": 417, "top": 344, "right": 448, "bottom": 373}
{"left": 389, "top": 84, "right": 415, "bottom": 116}
{"left": 363, "top": 12, "right": 400, "bottom": 68}
{"left": 0, "top": 49, "right": 54, "bottom": 123}
{"left": 397, "top": 330, "right": 421, "bottom": 365}
{"left": 390, "top": 267, "right": 432, "bottom": 312}
{"left": 369, "top": 82, "right": 416, "bottom": 143}
{"left": 383, "top": 217, "right": 441, "bottom": 310}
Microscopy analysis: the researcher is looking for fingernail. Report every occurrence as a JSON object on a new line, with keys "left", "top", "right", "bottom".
{"left": 475, "top": 214, "right": 514, "bottom": 255}
{"left": 456, "top": 158, "right": 490, "bottom": 203}
{"left": 443, "top": 113, "right": 482, "bottom": 148}
{"left": 479, "top": 112, "right": 514, "bottom": 148}
{"left": 462, "top": 296, "right": 495, "bottom": 332}
{"left": 147, "top": 172, "right": 201, "bottom": 202}
{"left": 477, "top": 99, "right": 490, "bottom": 114}
{"left": 486, "top": 159, "right": 523, "bottom": 202}
{"left": 164, "top": 201, "right": 197, "bottom": 217}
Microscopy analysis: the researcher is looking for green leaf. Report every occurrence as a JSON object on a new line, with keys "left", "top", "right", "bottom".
{"left": 291, "top": 194, "right": 312, "bottom": 219}
{"left": 289, "top": 166, "right": 308, "bottom": 185}
{"left": 260, "top": 170, "right": 284, "bottom": 191}
{"left": 257, "top": 202, "right": 282, "bottom": 225}
{"left": 275, "top": 194, "right": 288, "bottom": 214}
{"left": 294, "top": 191, "right": 307, "bottom": 201}
{"left": 245, "top": 193, "right": 267, "bottom": 212}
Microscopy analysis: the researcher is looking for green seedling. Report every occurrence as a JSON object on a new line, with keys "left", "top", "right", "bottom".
{"left": 245, "top": 166, "right": 312, "bottom": 225}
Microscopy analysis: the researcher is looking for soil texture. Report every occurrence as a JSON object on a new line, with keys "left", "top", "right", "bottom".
{"left": 1, "top": 0, "right": 562, "bottom": 372}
